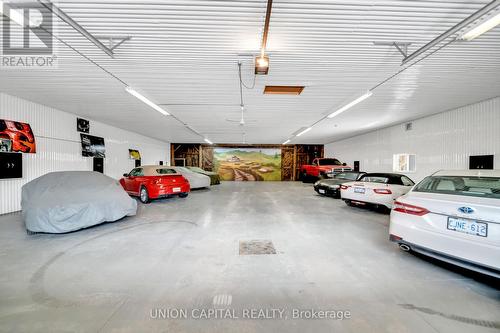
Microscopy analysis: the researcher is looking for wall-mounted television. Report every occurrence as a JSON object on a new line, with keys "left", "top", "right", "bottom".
{"left": 0, "top": 152, "right": 22, "bottom": 179}
{"left": 469, "top": 155, "right": 494, "bottom": 169}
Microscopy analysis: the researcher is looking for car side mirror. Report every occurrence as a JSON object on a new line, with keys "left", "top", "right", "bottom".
{"left": 123, "top": 173, "right": 129, "bottom": 177}
{"left": 342, "top": 163, "right": 347, "bottom": 166}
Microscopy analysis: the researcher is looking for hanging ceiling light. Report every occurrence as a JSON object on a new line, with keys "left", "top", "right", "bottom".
{"left": 255, "top": 55, "right": 269, "bottom": 75}
{"left": 255, "top": 0, "right": 273, "bottom": 75}
{"left": 204, "top": 138, "right": 213, "bottom": 145}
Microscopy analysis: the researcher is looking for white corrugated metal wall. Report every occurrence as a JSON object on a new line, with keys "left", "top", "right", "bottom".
{"left": 0, "top": 92, "right": 170, "bottom": 214}
{"left": 325, "top": 96, "right": 500, "bottom": 183}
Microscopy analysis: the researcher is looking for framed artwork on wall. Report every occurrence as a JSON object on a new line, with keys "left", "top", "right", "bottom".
{"left": 0, "top": 119, "right": 36, "bottom": 153}
{"left": 80, "top": 134, "right": 105, "bottom": 158}
{"left": 77, "top": 118, "right": 90, "bottom": 133}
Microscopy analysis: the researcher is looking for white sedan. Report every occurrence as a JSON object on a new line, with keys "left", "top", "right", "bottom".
{"left": 171, "top": 167, "right": 211, "bottom": 189}
{"left": 389, "top": 170, "right": 500, "bottom": 278}
{"left": 340, "top": 173, "right": 415, "bottom": 211}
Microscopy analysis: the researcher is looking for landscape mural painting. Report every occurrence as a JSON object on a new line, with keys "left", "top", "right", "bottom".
{"left": 214, "top": 148, "right": 281, "bottom": 181}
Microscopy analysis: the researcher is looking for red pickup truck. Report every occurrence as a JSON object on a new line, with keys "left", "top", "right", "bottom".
{"left": 300, "top": 158, "right": 352, "bottom": 181}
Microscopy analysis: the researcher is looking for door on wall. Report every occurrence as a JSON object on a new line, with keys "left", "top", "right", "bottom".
{"left": 93, "top": 157, "right": 104, "bottom": 173}
{"left": 135, "top": 159, "right": 141, "bottom": 168}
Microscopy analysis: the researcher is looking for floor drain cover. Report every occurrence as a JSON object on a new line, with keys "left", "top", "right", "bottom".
{"left": 239, "top": 240, "right": 276, "bottom": 255}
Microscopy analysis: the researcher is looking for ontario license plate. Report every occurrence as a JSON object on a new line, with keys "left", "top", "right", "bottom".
{"left": 354, "top": 187, "right": 365, "bottom": 194}
{"left": 172, "top": 187, "right": 181, "bottom": 193}
{"left": 447, "top": 217, "right": 487, "bottom": 237}
{"left": 318, "top": 189, "right": 325, "bottom": 194}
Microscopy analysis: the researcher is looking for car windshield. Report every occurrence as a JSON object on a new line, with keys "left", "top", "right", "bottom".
{"left": 318, "top": 159, "right": 341, "bottom": 166}
{"left": 335, "top": 172, "right": 358, "bottom": 180}
{"left": 361, "top": 176, "right": 388, "bottom": 184}
{"left": 156, "top": 168, "right": 176, "bottom": 174}
{"left": 414, "top": 176, "right": 500, "bottom": 199}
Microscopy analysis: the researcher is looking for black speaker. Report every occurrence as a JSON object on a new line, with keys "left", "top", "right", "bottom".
{"left": 93, "top": 157, "right": 104, "bottom": 173}
{"left": 135, "top": 159, "right": 141, "bottom": 167}
{"left": 0, "top": 152, "right": 22, "bottom": 179}
{"left": 353, "top": 161, "right": 360, "bottom": 172}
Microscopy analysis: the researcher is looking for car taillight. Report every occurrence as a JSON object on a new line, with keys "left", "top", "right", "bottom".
{"left": 374, "top": 188, "right": 392, "bottom": 194}
{"left": 340, "top": 185, "right": 350, "bottom": 190}
{"left": 393, "top": 201, "right": 429, "bottom": 216}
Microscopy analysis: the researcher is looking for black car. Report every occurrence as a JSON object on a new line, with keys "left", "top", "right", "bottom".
{"left": 314, "top": 171, "right": 366, "bottom": 198}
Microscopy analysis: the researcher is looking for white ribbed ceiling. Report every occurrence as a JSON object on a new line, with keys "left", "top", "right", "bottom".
{"left": 0, "top": 0, "right": 499, "bottom": 144}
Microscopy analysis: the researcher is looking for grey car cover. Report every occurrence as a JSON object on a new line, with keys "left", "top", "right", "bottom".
{"left": 22, "top": 171, "right": 137, "bottom": 233}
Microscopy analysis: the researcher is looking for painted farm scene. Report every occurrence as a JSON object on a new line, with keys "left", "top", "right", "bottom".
{"left": 213, "top": 148, "right": 281, "bottom": 181}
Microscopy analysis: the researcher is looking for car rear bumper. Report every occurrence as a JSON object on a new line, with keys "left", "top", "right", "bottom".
{"left": 150, "top": 184, "right": 190, "bottom": 198}
{"left": 390, "top": 236, "right": 500, "bottom": 279}
{"left": 341, "top": 194, "right": 393, "bottom": 208}
{"left": 314, "top": 185, "right": 340, "bottom": 197}
{"left": 390, "top": 211, "right": 500, "bottom": 278}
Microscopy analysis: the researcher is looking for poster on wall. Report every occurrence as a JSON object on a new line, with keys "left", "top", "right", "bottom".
{"left": 80, "top": 134, "right": 105, "bottom": 158}
{"left": 0, "top": 119, "right": 36, "bottom": 153}
{"left": 128, "top": 149, "right": 141, "bottom": 160}
{"left": 213, "top": 148, "right": 281, "bottom": 181}
{"left": 77, "top": 118, "right": 90, "bottom": 133}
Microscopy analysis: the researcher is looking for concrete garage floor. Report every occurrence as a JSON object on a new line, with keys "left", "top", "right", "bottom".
{"left": 0, "top": 182, "right": 499, "bottom": 333}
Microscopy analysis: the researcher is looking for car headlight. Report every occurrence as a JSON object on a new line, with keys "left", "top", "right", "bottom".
{"left": 314, "top": 181, "right": 320, "bottom": 186}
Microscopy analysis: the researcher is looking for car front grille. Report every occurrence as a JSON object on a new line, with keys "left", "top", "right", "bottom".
{"left": 331, "top": 167, "right": 352, "bottom": 173}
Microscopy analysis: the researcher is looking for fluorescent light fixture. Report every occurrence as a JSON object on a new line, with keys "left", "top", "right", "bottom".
{"left": 328, "top": 91, "right": 373, "bottom": 119}
{"left": 125, "top": 86, "right": 170, "bottom": 116}
{"left": 282, "top": 139, "right": 291, "bottom": 145}
{"left": 296, "top": 127, "right": 312, "bottom": 137}
{"left": 204, "top": 138, "right": 213, "bottom": 145}
{"left": 461, "top": 12, "right": 500, "bottom": 41}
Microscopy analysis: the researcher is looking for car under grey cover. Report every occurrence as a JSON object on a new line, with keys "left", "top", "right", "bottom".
{"left": 22, "top": 171, "right": 137, "bottom": 233}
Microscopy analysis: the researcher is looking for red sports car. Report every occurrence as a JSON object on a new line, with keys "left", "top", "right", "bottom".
{"left": 120, "top": 165, "right": 190, "bottom": 203}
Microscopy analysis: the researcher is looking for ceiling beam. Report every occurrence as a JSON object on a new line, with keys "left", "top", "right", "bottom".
{"left": 260, "top": 0, "right": 273, "bottom": 57}
{"left": 38, "top": 0, "right": 115, "bottom": 57}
